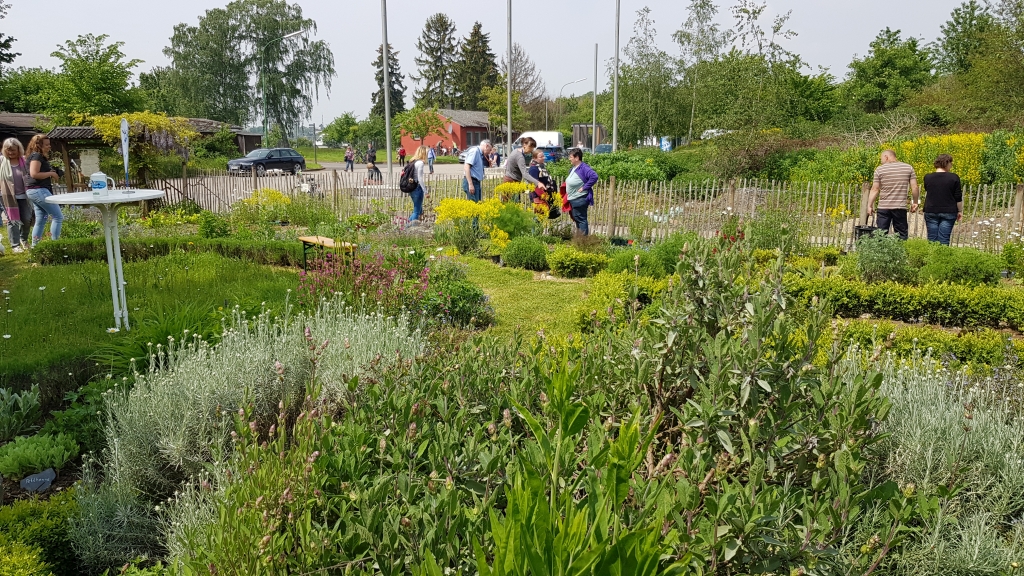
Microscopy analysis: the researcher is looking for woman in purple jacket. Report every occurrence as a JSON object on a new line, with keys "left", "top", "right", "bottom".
{"left": 564, "top": 148, "right": 599, "bottom": 235}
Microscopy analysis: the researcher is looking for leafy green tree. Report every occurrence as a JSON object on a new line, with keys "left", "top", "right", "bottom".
{"left": 617, "top": 7, "right": 681, "bottom": 146}
{"left": 162, "top": 0, "right": 335, "bottom": 130}
{"left": 395, "top": 106, "right": 449, "bottom": 144}
{"left": 786, "top": 71, "right": 839, "bottom": 122}
{"left": 935, "top": 1, "right": 994, "bottom": 75}
{"left": 0, "top": 67, "right": 56, "bottom": 113}
{"left": 453, "top": 22, "right": 498, "bottom": 110}
{"left": 47, "top": 34, "right": 146, "bottom": 120}
{"left": 675, "top": 0, "right": 732, "bottom": 142}
{"left": 846, "top": 28, "right": 933, "bottom": 112}
{"left": 481, "top": 78, "right": 527, "bottom": 140}
{"left": 321, "top": 112, "right": 358, "bottom": 147}
{"left": 0, "top": 2, "right": 18, "bottom": 77}
{"left": 370, "top": 43, "right": 407, "bottom": 119}
{"left": 412, "top": 13, "right": 459, "bottom": 108}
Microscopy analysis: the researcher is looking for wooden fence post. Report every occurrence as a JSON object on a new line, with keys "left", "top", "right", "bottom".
{"left": 1013, "top": 183, "right": 1024, "bottom": 236}
{"left": 727, "top": 178, "right": 736, "bottom": 213}
{"left": 859, "top": 182, "right": 871, "bottom": 225}
{"left": 607, "top": 176, "right": 617, "bottom": 238}
{"left": 251, "top": 167, "right": 257, "bottom": 194}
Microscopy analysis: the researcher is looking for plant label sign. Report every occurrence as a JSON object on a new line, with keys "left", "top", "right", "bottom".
{"left": 20, "top": 468, "right": 56, "bottom": 493}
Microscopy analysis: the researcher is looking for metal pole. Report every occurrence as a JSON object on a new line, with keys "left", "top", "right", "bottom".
{"left": 381, "top": 0, "right": 393, "bottom": 185}
{"left": 261, "top": 52, "right": 267, "bottom": 140}
{"left": 612, "top": 0, "right": 620, "bottom": 152}
{"left": 592, "top": 43, "right": 598, "bottom": 149}
{"left": 545, "top": 101, "right": 548, "bottom": 131}
{"left": 311, "top": 122, "right": 317, "bottom": 164}
{"left": 507, "top": 0, "right": 512, "bottom": 157}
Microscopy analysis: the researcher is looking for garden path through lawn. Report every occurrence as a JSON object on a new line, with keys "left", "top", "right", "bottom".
{"left": 460, "top": 257, "right": 588, "bottom": 339}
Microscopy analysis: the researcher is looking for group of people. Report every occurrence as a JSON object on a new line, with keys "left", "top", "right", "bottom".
{"left": 0, "top": 135, "right": 65, "bottom": 253}
{"left": 867, "top": 150, "right": 963, "bottom": 245}
{"left": 461, "top": 137, "right": 597, "bottom": 235}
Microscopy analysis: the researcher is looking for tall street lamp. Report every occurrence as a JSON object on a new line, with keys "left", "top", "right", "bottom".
{"left": 261, "top": 30, "right": 304, "bottom": 141}
{"left": 558, "top": 78, "right": 586, "bottom": 133}
{"left": 612, "top": 0, "right": 620, "bottom": 152}
{"left": 381, "top": 0, "right": 393, "bottom": 183}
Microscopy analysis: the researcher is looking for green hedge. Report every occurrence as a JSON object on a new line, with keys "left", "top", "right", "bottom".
{"left": 786, "top": 275, "right": 1024, "bottom": 330}
{"left": 830, "top": 320, "right": 1024, "bottom": 370}
{"left": 33, "top": 237, "right": 303, "bottom": 267}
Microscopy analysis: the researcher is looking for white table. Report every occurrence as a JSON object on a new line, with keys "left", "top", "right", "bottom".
{"left": 46, "top": 189, "right": 165, "bottom": 331}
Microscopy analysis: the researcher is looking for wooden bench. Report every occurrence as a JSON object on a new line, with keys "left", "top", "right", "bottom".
{"left": 298, "top": 236, "right": 356, "bottom": 269}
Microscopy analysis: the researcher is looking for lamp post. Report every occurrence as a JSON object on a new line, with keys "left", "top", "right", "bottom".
{"left": 558, "top": 78, "right": 586, "bottom": 133}
{"left": 381, "top": 0, "right": 393, "bottom": 183}
{"left": 507, "top": 0, "right": 512, "bottom": 157}
{"left": 612, "top": 0, "right": 620, "bottom": 152}
{"left": 592, "top": 44, "right": 598, "bottom": 149}
{"left": 261, "top": 30, "right": 303, "bottom": 141}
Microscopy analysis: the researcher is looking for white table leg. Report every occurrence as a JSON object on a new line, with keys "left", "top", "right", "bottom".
{"left": 110, "top": 208, "right": 130, "bottom": 331}
{"left": 100, "top": 206, "right": 122, "bottom": 330}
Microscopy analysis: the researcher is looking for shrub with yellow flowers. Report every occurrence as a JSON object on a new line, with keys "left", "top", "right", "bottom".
{"left": 435, "top": 197, "right": 538, "bottom": 254}
{"left": 493, "top": 181, "right": 533, "bottom": 202}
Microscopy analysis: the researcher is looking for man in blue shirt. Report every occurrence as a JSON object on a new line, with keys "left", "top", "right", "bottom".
{"left": 462, "top": 139, "right": 494, "bottom": 202}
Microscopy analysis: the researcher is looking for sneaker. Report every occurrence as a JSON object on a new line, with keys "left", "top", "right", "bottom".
{"left": 12, "top": 246, "right": 23, "bottom": 254}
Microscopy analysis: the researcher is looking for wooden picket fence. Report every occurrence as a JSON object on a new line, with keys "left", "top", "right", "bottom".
{"left": 144, "top": 169, "right": 1024, "bottom": 253}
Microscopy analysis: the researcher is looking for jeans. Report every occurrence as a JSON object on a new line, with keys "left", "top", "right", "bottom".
{"left": 569, "top": 197, "right": 590, "bottom": 235}
{"left": 876, "top": 208, "right": 908, "bottom": 240}
{"left": 5, "top": 197, "right": 32, "bottom": 247}
{"left": 462, "top": 177, "right": 482, "bottom": 202}
{"left": 345, "top": 159, "right": 354, "bottom": 171}
{"left": 26, "top": 188, "right": 62, "bottom": 245}
{"left": 428, "top": 158, "right": 434, "bottom": 174}
{"left": 399, "top": 155, "right": 406, "bottom": 167}
{"left": 924, "top": 212, "right": 958, "bottom": 245}
{"left": 410, "top": 185, "right": 424, "bottom": 221}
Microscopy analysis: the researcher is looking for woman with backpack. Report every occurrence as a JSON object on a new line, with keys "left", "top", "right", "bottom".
{"left": 405, "top": 145, "right": 430, "bottom": 225}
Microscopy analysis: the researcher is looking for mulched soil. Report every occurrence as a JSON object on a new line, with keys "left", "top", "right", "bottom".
{"left": 0, "top": 466, "right": 80, "bottom": 505}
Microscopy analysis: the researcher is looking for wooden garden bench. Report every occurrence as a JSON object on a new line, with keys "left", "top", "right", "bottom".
{"left": 298, "top": 236, "right": 356, "bottom": 269}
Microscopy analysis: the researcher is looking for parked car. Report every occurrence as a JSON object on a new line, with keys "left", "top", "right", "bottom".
{"left": 594, "top": 144, "right": 613, "bottom": 154}
{"left": 538, "top": 146, "right": 565, "bottom": 163}
{"left": 227, "top": 148, "right": 307, "bottom": 176}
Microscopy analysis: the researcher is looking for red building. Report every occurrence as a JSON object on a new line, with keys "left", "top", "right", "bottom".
{"left": 400, "top": 109, "right": 491, "bottom": 154}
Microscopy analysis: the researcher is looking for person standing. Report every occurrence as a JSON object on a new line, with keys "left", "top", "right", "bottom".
{"left": 408, "top": 145, "right": 430, "bottom": 225}
{"left": 0, "top": 138, "right": 31, "bottom": 252}
{"left": 24, "top": 135, "right": 63, "bottom": 245}
{"left": 923, "top": 154, "right": 963, "bottom": 245}
{"left": 366, "top": 142, "right": 376, "bottom": 165}
{"left": 426, "top": 145, "right": 435, "bottom": 174}
{"left": 867, "top": 149, "right": 919, "bottom": 240}
{"left": 398, "top": 145, "right": 407, "bottom": 167}
{"left": 344, "top": 146, "right": 355, "bottom": 172}
{"left": 462, "top": 139, "right": 493, "bottom": 203}
{"left": 504, "top": 137, "right": 543, "bottom": 187}
{"left": 564, "top": 147, "right": 598, "bottom": 236}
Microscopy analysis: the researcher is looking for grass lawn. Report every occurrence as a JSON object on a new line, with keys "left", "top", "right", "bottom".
{"left": 460, "top": 256, "right": 588, "bottom": 339}
{"left": 0, "top": 251, "right": 296, "bottom": 382}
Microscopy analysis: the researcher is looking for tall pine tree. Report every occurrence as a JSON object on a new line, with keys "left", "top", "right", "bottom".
{"left": 370, "top": 43, "right": 407, "bottom": 119}
{"left": 412, "top": 13, "right": 459, "bottom": 108}
{"left": 454, "top": 22, "right": 498, "bottom": 110}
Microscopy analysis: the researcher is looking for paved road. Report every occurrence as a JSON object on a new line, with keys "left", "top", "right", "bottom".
{"left": 319, "top": 161, "right": 481, "bottom": 177}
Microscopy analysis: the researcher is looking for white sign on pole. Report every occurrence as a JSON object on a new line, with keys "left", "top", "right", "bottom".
{"left": 120, "top": 118, "right": 130, "bottom": 188}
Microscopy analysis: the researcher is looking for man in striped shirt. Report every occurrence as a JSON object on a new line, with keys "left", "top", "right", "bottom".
{"left": 867, "top": 150, "right": 920, "bottom": 240}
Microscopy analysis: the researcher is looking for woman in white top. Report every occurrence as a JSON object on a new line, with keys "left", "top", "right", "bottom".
{"left": 409, "top": 145, "right": 430, "bottom": 224}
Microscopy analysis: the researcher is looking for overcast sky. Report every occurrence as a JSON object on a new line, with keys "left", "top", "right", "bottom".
{"left": 5, "top": 0, "right": 963, "bottom": 126}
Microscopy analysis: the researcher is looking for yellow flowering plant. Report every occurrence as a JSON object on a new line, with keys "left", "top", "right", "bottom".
{"left": 493, "top": 181, "right": 533, "bottom": 202}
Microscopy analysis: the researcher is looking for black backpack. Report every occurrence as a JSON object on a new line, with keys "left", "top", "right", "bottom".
{"left": 399, "top": 162, "right": 417, "bottom": 193}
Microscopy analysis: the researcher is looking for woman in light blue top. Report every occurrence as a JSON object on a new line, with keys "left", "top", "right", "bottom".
{"left": 564, "top": 148, "right": 599, "bottom": 235}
